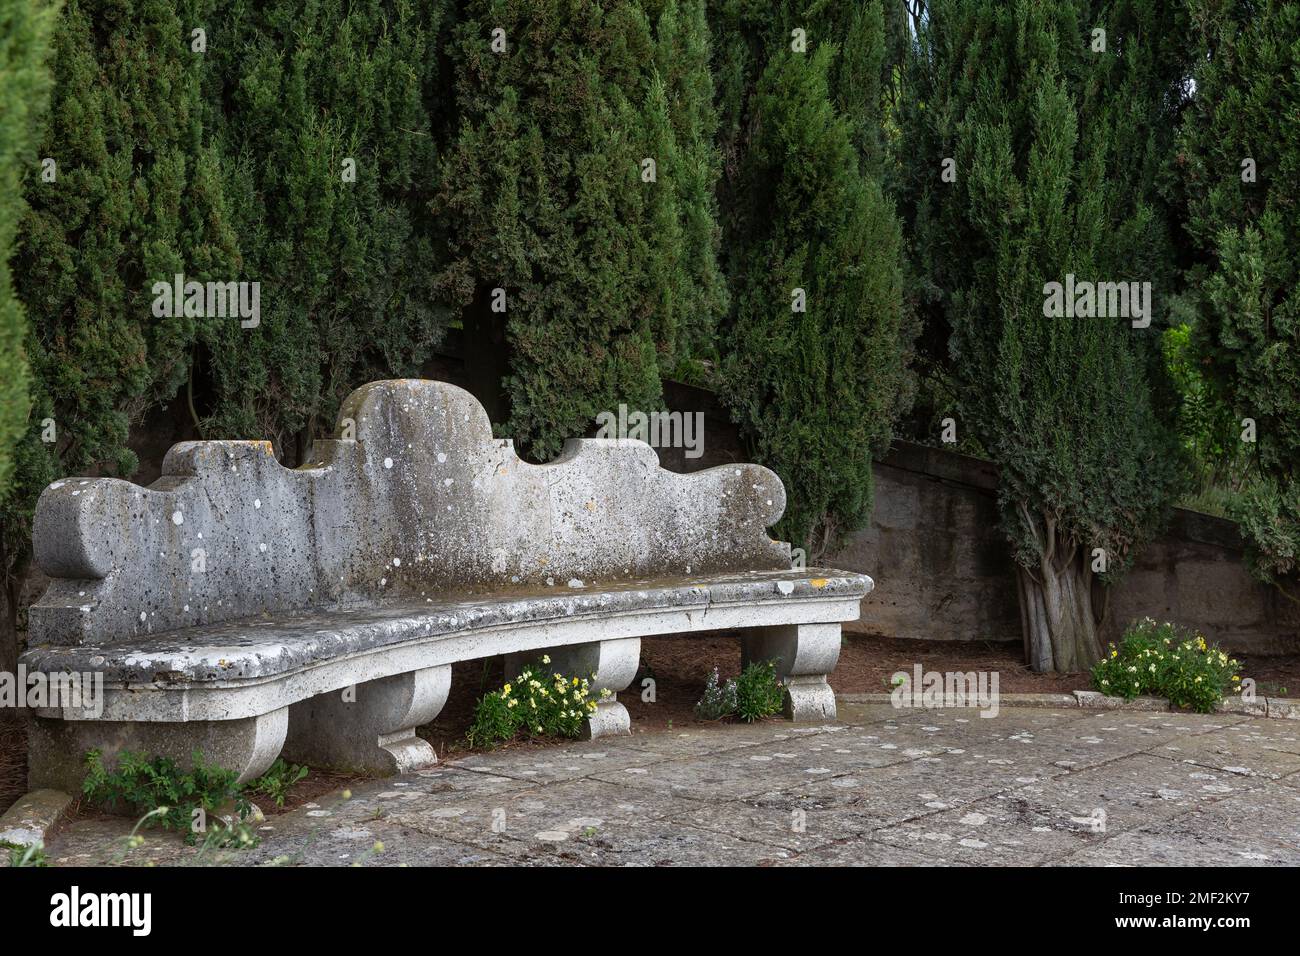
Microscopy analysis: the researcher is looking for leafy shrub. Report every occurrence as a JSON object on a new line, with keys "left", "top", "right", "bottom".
{"left": 467, "top": 656, "right": 603, "bottom": 748}
{"left": 6, "top": 842, "right": 47, "bottom": 867}
{"left": 1091, "top": 619, "right": 1243, "bottom": 713}
{"left": 694, "top": 661, "right": 786, "bottom": 722}
{"left": 82, "top": 749, "right": 251, "bottom": 842}
{"left": 246, "top": 759, "right": 309, "bottom": 808}
{"left": 734, "top": 661, "right": 787, "bottom": 722}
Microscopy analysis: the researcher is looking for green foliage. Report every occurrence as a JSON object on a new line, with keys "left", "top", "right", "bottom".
{"left": 6, "top": 842, "right": 48, "bottom": 867}
{"left": 1092, "top": 618, "right": 1242, "bottom": 713}
{"left": 733, "top": 659, "right": 785, "bottom": 722}
{"left": 0, "top": 0, "right": 57, "bottom": 505}
{"left": 5, "top": 0, "right": 235, "bottom": 592}
{"left": 901, "top": 0, "right": 1186, "bottom": 577}
{"left": 1161, "top": 319, "right": 1250, "bottom": 514}
{"left": 897, "top": 0, "right": 1190, "bottom": 669}
{"left": 467, "top": 658, "right": 602, "bottom": 747}
{"left": 82, "top": 748, "right": 250, "bottom": 841}
{"left": 716, "top": 5, "right": 911, "bottom": 555}
{"left": 694, "top": 665, "right": 737, "bottom": 719}
{"left": 245, "top": 758, "right": 308, "bottom": 808}
{"left": 201, "top": 0, "right": 452, "bottom": 454}
{"left": 1232, "top": 480, "right": 1300, "bottom": 593}
{"left": 1180, "top": 0, "right": 1300, "bottom": 589}
{"left": 693, "top": 660, "right": 784, "bottom": 722}
{"left": 439, "top": 0, "right": 725, "bottom": 459}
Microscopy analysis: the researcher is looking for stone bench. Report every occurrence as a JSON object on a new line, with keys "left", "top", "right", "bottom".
{"left": 20, "top": 380, "right": 873, "bottom": 790}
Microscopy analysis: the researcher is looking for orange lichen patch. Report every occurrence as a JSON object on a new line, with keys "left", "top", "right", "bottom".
{"left": 585, "top": 501, "right": 596, "bottom": 511}
{"left": 810, "top": 578, "right": 828, "bottom": 588}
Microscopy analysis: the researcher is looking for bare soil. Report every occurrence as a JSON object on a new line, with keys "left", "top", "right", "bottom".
{"left": 5, "top": 633, "right": 1300, "bottom": 821}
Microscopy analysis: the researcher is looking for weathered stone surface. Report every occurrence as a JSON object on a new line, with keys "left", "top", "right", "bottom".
{"left": 21, "top": 379, "right": 870, "bottom": 784}
{"left": 282, "top": 665, "right": 451, "bottom": 774}
{"left": 1217, "top": 694, "right": 1269, "bottom": 717}
{"left": 1073, "top": 690, "right": 1169, "bottom": 711}
{"left": 29, "top": 708, "right": 288, "bottom": 792}
{"left": 1268, "top": 697, "right": 1300, "bottom": 720}
{"left": 0, "top": 788, "right": 74, "bottom": 849}
{"left": 828, "top": 438, "right": 1300, "bottom": 656}
{"left": 743, "top": 622, "right": 841, "bottom": 720}
{"left": 29, "top": 380, "right": 797, "bottom": 647}
{"left": 37, "top": 703, "right": 1300, "bottom": 867}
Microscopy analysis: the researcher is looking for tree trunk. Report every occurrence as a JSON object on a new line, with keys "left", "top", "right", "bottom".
{"left": 1015, "top": 513, "right": 1103, "bottom": 673}
{"left": 0, "top": 535, "right": 19, "bottom": 679}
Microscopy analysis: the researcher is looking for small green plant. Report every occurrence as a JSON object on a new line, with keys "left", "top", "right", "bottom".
{"left": 1092, "top": 618, "right": 1243, "bottom": 713}
{"left": 82, "top": 749, "right": 250, "bottom": 843}
{"left": 247, "top": 758, "right": 309, "bottom": 807}
{"left": 6, "top": 842, "right": 47, "bottom": 867}
{"left": 695, "top": 666, "right": 738, "bottom": 720}
{"left": 734, "top": 660, "right": 786, "bottom": 722}
{"left": 467, "top": 655, "right": 603, "bottom": 747}
{"left": 695, "top": 661, "right": 786, "bottom": 722}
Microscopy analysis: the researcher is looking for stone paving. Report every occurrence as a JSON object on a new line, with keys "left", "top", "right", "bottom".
{"left": 41, "top": 702, "right": 1300, "bottom": 866}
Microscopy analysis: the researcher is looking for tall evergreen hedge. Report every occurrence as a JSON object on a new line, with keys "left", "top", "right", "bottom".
{"left": 437, "top": 0, "right": 725, "bottom": 460}
{"left": 202, "top": 0, "right": 452, "bottom": 458}
{"left": 1181, "top": 0, "right": 1300, "bottom": 594}
{"left": 711, "top": 0, "right": 911, "bottom": 556}
{"left": 0, "top": 0, "right": 58, "bottom": 673}
{"left": 898, "top": 0, "right": 1188, "bottom": 671}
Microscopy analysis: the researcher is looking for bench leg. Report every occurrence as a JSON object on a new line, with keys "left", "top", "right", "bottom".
{"left": 504, "top": 637, "right": 641, "bottom": 739}
{"left": 27, "top": 708, "right": 289, "bottom": 792}
{"left": 742, "top": 622, "right": 841, "bottom": 721}
{"left": 282, "top": 665, "right": 451, "bottom": 775}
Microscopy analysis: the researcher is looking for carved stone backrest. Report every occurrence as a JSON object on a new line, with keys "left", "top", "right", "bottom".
{"left": 30, "top": 380, "right": 790, "bottom": 646}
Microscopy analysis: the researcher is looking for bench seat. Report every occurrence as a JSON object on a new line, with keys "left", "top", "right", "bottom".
{"left": 20, "top": 380, "right": 874, "bottom": 789}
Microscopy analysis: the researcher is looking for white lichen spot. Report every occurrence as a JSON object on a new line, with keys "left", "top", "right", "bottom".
{"left": 383, "top": 457, "right": 394, "bottom": 469}
{"left": 443, "top": 478, "right": 454, "bottom": 487}
{"left": 254, "top": 499, "right": 261, "bottom": 510}
{"left": 259, "top": 543, "right": 268, "bottom": 553}
{"left": 393, "top": 558, "right": 401, "bottom": 567}
{"left": 437, "top": 452, "right": 447, "bottom": 464}
{"left": 171, "top": 510, "right": 184, "bottom": 525}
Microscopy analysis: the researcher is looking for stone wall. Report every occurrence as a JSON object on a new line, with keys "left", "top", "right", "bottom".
{"left": 826, "top": 441, "right": 1300, "bottom": 656}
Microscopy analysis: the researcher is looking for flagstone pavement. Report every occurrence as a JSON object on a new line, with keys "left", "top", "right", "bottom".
{"left": 42, "top": 702, "right": 1300, "bottom": 866}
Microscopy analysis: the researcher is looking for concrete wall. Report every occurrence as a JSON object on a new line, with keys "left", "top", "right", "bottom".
{"left": 826, "top": 441, "right": 1300, "bottom": 656}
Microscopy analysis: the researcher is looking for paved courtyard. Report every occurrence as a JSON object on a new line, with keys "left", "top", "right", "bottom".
{"left": 43, "top": 702, "right": 1300, "bottom": 866}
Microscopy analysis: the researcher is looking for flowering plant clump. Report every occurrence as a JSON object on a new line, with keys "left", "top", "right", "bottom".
{"left": 467, "top": 656, "right": 606, "bottom": 747}
{"left": 694, "top": 660, "right": 785, "bottom": 722}
{"left": 695, "top": 666, "right": 738, "bottom": 720}
{"left": 1091, "top": 618, "right": 1243, "bottom": 713}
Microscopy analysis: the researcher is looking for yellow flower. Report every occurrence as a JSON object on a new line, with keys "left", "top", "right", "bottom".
{"left": 1110, "top": 650, "right": 1118, "bottom": 659}
{"left": 503, "top": 683, "right": 512, "bottom": 694}
{"left": 542, "top": 655, "right": 551, "bottom": 665}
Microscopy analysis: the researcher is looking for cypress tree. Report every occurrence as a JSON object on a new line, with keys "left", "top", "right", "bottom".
{"left": 1181, "top": 0, "right": 1300, "bottom": 594}
{"left": 712, "top": 0, "right": 911, "bottom": 556}
{"left": 898, "top": 0, "right": 1188, "bottom": 671}
{"left": 4, "top": 0, "right": 236, "bottom": 660}
{"left": 202, "top": 0, "right": 452, "bottom": 459}
{"left": 437, "top": 0, "right": 724, "bottom": 459}
{"left": 0, "top": 0, "right": 58, "bottom": 675}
